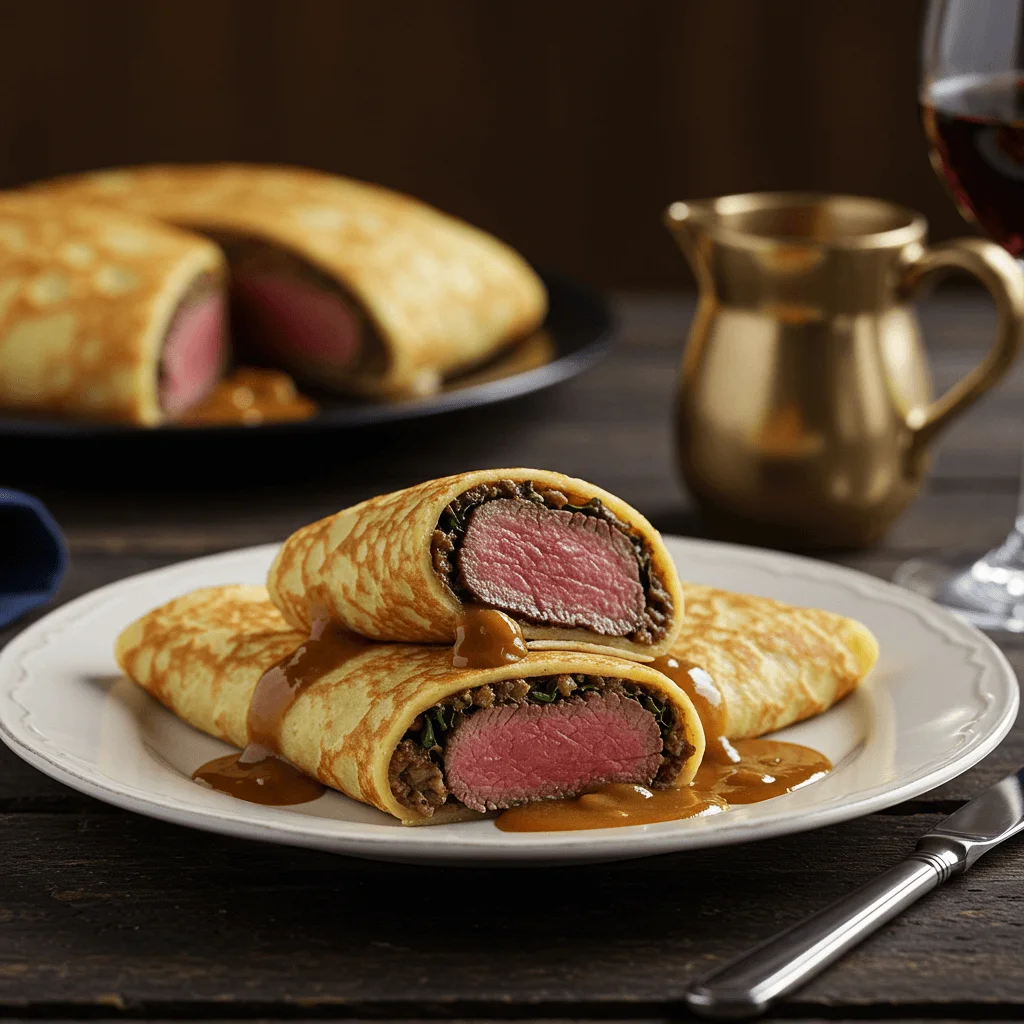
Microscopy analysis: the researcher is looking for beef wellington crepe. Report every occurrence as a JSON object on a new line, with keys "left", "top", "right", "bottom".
{"left": 31, "top": 164, "right": 547, "bottom": 398}
{"left": 114, "top": 585, "right": 705, "bottom": 825}
{"left": 0, "top": 195, "right": 226, "bottom": 424}
{"left": 267, "top": 469, "right": 685, "bottom": 658}
{"left": 669, "top": 583, "right": 879, "bottom": 742}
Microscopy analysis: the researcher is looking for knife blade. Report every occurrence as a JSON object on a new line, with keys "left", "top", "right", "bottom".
{"left": 685, "top": 766, "right": 1024, "bottom": 1019}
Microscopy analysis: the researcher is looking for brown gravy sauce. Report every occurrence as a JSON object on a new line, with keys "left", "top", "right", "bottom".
{"left": 692, "top": 739, "right": 831, "bottom": 803}
{"left": 191, "top": 618, "right": 365, "bottom": 805}
{"left": 179, "top": 367, "right": 318, "bottom": 426}
{"left": 497, "top": 656, "right": 829, "bottom": 832}
{"left": 496, "top": 739, "right": 831, "bottom": 832}
{"left": 193, "top": 751, "right": 326, "bottom": 805}
{"left": 452, "top": 606, "right": 528, "bottom": 669}
{"left": 193, "top": 630, "right": 833, "bottom": 824}
{"left": 651, "top": 654, "right": 736, "bottom": 764}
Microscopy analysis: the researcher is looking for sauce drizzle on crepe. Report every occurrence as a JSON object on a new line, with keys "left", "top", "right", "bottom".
{"left": 192, "top": 617, "right": 366, "bottom": 804}
{"left": 193, "top": 633, "right": 833, "bottom": 821}
{"left": 452, "top": 607, "right": 528, "bottom": 669}
{"left": 651, "top": 654, "right": 734, "bottom": 760}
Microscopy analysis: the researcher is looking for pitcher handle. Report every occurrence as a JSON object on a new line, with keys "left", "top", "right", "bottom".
{"left": 900, "top": 237, "right": 1024, "bottom": 462}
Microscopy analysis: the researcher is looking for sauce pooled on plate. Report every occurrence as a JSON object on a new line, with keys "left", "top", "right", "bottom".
{"left": 192, "top": 616, "right": 366, "bottom": 805}
{"left": 496, "top": 739, "right": 831, "bottom": 831}
{"left": 497, "top": 655, "right": 831, "bottom": 831}
{"left": 179, "top": 367, "right": 317, "bottom": 426}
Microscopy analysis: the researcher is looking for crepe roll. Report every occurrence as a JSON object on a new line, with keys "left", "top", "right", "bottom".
{"left": 115, "top": 585, "right": 705, "bottom": 825}
{"left": 0, "top": 196, "right": 226, "bottom": 424}
{"left": 31, "top": 164, "right": 548, "bottom": 398}
{"left": 267, "top": 469, "right": 686, "bottom": 658}
{"left": 666, "top": 583, "right": 879, "bottom": 741}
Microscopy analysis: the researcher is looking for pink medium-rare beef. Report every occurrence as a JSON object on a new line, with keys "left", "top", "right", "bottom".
{"left": 159, "top": 291, "right": 226, "bottom": 415}
{"left": 457, "top": 498, "right": 646, "bottom": 635}
{"left": 233, "top": 272, "right": 361, "bottom": 372}
{"left": 443, "top": 690, "right": 663, "bottom": 811}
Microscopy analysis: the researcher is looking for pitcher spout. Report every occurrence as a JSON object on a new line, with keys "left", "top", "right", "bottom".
{"left": 663, "top": 200, "right": 707, "bottom": 275}
{"left": 664, "top": 200, "right": 694, "bottom": 242}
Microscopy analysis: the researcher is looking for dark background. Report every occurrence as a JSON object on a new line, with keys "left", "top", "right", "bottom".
{"left": 0, "top": 0, "right": 968, "bottom": 289}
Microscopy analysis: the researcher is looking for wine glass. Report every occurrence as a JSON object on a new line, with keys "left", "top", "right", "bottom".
{"left": 895, "top": 0, "right": 1024, "bottom": 630}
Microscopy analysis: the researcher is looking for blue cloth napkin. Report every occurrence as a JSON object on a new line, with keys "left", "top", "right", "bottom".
{"left": 0, "top": 489, "right": 69, "bottom": 629}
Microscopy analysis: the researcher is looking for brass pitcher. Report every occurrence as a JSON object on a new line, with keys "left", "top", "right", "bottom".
{"left": 665, "top": 192, "right": 1024, "bottom": 547}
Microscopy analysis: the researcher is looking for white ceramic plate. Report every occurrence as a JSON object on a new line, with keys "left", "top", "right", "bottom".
{"left": 0, "top": 538, "right": 1017, "bottom": 865}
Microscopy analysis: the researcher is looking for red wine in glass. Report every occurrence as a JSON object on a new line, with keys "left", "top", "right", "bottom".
{"left": 896, "top": 0, "right": 1024, "bottom": 631}
{"left": 923, "top": 73, "right": 1024, "bottom": 255}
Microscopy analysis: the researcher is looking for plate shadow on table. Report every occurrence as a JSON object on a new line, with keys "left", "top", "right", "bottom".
{"left": 1, "top": 389, "right": 566, "bottom": 491}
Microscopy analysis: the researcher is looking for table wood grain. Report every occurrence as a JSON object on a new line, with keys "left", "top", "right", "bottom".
{"left": 1, "top": 289, "right": 1022, "bottom": 1022}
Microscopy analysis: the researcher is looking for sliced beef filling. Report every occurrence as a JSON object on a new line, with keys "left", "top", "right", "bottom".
{"left": 206, "top": 233, "right": 387, "bottom": 383}
{"left": 388, "top": 675, "right": 694, "bottom": 816}
{"left": 446, "top": 691, "right": 661, "bottom": 812}
{"left": 159, "top": 274, "right": 226, "bottom": 416}
{"left": 459, "top": 498, "right": 646, "bottom": 636}
{"left": 430, "top": 480, "right": 673, "bottom": 643}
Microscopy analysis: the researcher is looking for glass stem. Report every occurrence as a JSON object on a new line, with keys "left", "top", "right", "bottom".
{"left": 1016, "top": 442, "right": 1024, "bottom": 527}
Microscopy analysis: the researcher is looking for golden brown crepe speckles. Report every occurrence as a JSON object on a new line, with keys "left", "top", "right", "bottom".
{"left": 115, "top": 585, "right": 705, "bottom": 825}
{"left": 29, "top": 164, "right": 548, "bottom": 398}
{"left": 0, "top": 195, "right": 224, "bottom": 424}
{"left": 266, "top": 469, "right": 687, "bottom": 658}
{"left": 671, "top": 583, "right": 879, "bottom": 740}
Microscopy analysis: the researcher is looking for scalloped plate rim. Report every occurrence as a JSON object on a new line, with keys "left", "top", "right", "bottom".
{"left": 0, "top": 536, "right": 1016, "bottom": 865}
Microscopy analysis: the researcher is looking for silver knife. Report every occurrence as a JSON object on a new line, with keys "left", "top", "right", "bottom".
{"left": 685, "top": 766, "right": 1024, "bottom": 1019}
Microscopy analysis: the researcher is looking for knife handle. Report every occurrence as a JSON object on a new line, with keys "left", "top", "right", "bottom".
{"left": 685, "top": 843, "right": 963, "bottom": 1019}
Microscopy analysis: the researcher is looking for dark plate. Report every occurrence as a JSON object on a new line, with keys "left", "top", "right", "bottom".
{"left": 0, "top": 271, "right": 614, "bottom": 440}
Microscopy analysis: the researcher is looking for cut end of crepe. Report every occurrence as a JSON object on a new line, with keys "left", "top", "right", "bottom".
{"left": 842, "top": 621, "right": 880, "bottom": 677}
{"left": 113, "top": 620, "right": 143, "bottom": 672}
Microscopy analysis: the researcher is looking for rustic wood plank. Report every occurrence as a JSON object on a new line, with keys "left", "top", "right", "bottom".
{"left": 647, "top": 488, "right": 1024, "bottom": 559}
{"left": 0, "top": 811, "right": 1018, "bottom": 1015}
{"left": 19, "top": 483, "right": 1024, "bottom": 563}
{"left": 3, "top": 481, "right": 1014, "bottom": 564}
{"left": 36, "top": 488, "right": 1024, "bottom": 564}
{"left": 0, "top": 746, "right": 103, "bottom": 813}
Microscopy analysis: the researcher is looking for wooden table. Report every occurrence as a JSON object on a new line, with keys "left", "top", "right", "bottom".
{"left": 1, "top": 290, "right": 1021, "bottom": 1022}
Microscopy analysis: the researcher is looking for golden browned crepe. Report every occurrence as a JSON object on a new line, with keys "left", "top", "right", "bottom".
{"left": 266, "top": 469, "right": 686, "bottom": 658}
{"left": 115, "top": 585, "right": 706, "bottom": 825}
{"left": 672, "top": 583, "right": 879, "bottom": 740}
{"left": 30, "top": 164, "right": 548, "bottom": 398}
{"left": 0, "top": 195, "right": 224, "bottom": 424}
